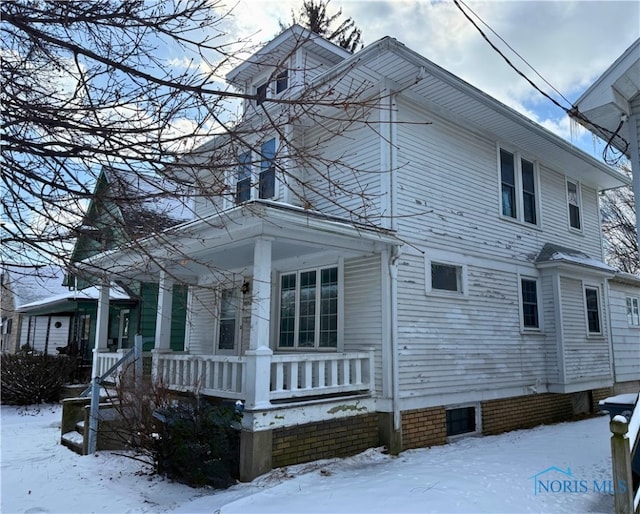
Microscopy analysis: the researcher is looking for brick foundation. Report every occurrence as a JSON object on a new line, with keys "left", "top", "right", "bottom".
{"left": 481, "top": 392, "right": 581, "bottom": 435}
{"left": 272, "top": 413, "right": 380, "bottom": 468}
{"left": 401, "top": 406, "right": 447, "bottom": 450}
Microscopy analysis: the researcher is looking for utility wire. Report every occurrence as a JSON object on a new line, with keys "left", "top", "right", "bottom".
{"left": 452, "top": 0, "right": 629, "bottom": 164}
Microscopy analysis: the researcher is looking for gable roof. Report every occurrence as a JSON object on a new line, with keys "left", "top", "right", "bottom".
{"left": 226, "top": 24, "right": 351, "bottom": 86}
{"left": 2, "top": 265, "right": 70, "bottom": 308}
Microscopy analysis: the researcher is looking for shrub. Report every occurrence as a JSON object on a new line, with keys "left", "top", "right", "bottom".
{"left": 153, "top": 401, "right": 241, "bottom": 488}
{"left": 1, "top": 351, "right": 76, "bottom": 405}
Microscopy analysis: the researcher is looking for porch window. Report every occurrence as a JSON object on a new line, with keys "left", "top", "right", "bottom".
{"left": 567, "top": 180, "right": 582, "bottom": 230}
{"left": 218, "top": 289, "right": 239, "bottom": 351}
{"left": 278, "top": 266, "right": 338, "bottom": 349}
{"left": 499, "top": 148, "right": 539, "bottom": 225}
{"left": 520, "top": 278, "right": 539, "bottom": 329}
{"left": 259, "top": 138, "right": 276, "bottom": 199}
{"left": 626, "top": 297, "right": 640, "bottom": 326}
{"left": 584, "top": 286, "right": 601, "bottom": 334}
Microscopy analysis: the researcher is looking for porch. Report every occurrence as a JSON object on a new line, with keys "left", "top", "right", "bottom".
{"left": 94, "top": 347, "right": 375, "bottom": 407}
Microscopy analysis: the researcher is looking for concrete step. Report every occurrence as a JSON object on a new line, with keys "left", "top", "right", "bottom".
{"left": 61, "top": 430, "right": 84, "bottom": 455}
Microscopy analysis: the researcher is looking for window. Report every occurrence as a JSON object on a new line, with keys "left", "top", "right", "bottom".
{"left": 278, "top": 266, "right": 338, "bottom": 349}
{"left": 446, "top": 406, "right": 477, "bottom": 437}
{"left": 427, "top": 261, "right": 466, "bottom": 295}
{"left": 567, "top": 180, "right": 582, "bottom": 230}
{"left": 275, "top": 70, "right": 288, "bottom": 94}
{"left": 256, "top": 82, "right": 267, "bottom": 106}
{"left": 259, "top": 138, "right": 276, "bottom": 199}
{"left": 236, "top": 152, "right": 251, "bottom": 204}
{"left": 627, "top": 297, "right": 640, "bottom": 326}
{"left": 499, "top": 148, "right": 538, "bottom": 225}
{"left": 218, "top": 290, "right": 239, "bottom": 351}
{"left": 584, "top": 286, "right": 601, "bottom": 334}
{"left": 521, "top": 278, "right": 539, "bottom": 329}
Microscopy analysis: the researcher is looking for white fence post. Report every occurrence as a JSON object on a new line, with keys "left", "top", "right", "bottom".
{"left": 610, "top": 417, "right": 634, "bottom": 514}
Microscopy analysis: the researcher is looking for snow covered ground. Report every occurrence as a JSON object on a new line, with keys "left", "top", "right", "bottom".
{"left": 1, "top": 404, "right": 617, "bottom": 513}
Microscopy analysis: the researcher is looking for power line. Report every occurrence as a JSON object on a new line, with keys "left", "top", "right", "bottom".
{"left": 452, "top": 0, "right": 629, "bottom": 164}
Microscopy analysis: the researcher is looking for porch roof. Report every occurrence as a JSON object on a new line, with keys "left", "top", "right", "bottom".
{"left": 76, "top": 201, "right": 400, "bottom": 282}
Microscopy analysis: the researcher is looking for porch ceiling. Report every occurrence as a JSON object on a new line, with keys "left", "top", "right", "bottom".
{"left": 78, "top": 201, "right": 400, "bottom": 282}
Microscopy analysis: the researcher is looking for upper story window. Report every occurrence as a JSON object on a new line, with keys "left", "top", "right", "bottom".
{"left": 234, "top": 138, "right": 277, "bottom": 204}
{"left": 499, "top": 148, "right": 539, "bottom": 225}
{"left": 626, "top": 297, "right": 640, "bottom": 326}
{"left": 584, "top": 286, "right": 601, "bottom": 334}
{"left": 254, "top": 64, "right": 290, "bottom": 106}
{"left": 566, "top": 179, "right": 582, "bottom": 230}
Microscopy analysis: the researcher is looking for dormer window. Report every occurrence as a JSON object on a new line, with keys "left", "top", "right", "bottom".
{"left": 254, "top": 64, "right": 290, "bottom": 106}
{"left": 256, "top": 83, "right": 268, "bottom": 106}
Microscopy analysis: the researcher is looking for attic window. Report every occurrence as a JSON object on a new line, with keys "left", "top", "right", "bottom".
{"left": 275, "top": 70, "right": 288, "bottom": 94}
{"left": 256, "top": 83, "right": 268, "bottom": 106}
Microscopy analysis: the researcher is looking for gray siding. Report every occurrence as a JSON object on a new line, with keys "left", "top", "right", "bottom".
{"left": 608, "top": 280, "right": 640, "bottom": 383}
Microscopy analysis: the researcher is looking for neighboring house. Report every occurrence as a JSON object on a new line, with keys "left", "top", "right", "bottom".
{"left": 76, "top": 26, "right": 634, "bottom": 480}
{"left": 570, "top": 38, "right": 640, "bottom": 394}
{"left": 1, "top": 266, "right": 70, "bottom": 354}
{"left": 66, "top": 166, "right": 192, "bottom": 356}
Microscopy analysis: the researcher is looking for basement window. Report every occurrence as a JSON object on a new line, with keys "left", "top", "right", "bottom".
{"left": 446, "top": 405, "right": 477, "bottom": 437}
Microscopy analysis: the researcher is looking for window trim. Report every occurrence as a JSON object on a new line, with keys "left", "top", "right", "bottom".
{"left": 519, "top": 275, "right": 542, "bottom": 332}
{"left": 583, "top": 284, "right": 603, "bottom": 336}
{"left": 277, "top": 265, "right": 340, "bottom": 351}
{"left": 566, "top": 179, "right": 583, "bottom": 232}
{"left": 626, "top": 296, "right": 640, "bottom": 327}
{"left": 445, "top": 403, "right": 481, "bottom": 440}
{"left": 215, "top": 288, "right": 241, "bottom": 355}
{"left": 425, "top": 257, "right": 468, "bottom": 297}
{"left": 498, "top": 146, "right": 541, "bottom": 226}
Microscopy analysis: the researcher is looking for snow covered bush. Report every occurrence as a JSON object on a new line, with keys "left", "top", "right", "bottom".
{"left": 0, "top": 350, "right": 76, "bottom": 405}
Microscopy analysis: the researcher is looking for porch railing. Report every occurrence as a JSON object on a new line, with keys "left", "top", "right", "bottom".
{"left": 155, "top": 353, "right": 246, "bottom": 400}
{"left": 152, "top": 349, "right": 375, "bottom": 405}
{"left": 269, "top": 351, "right": 374, "bottom": 401}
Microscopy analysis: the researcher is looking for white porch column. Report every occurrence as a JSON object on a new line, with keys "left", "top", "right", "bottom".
{"left": 90, "top": 276, "right": 110, "bottom": 379}
{"left": 155, "top": 270, "right": 174, "bottom": 351}
{"left": 245, "top": 238, "right": 273, "bottom": 410}
{"left": 151, "top": 270, "right": 174, "bottom": 381}
{"left": 249, "top": 237, "right": 272, "bottom": 351}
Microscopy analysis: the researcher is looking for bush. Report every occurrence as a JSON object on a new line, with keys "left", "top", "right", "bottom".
{"left": 153, "top": 401, "right": 241, "bottom": 488}
{"left": 1, "top": 350, "right": 76, "bottom": 405}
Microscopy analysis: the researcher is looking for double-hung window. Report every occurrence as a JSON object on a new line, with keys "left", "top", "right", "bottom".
{"left": 218, "top": 289, "right": 239, "bottom": 352}
{"left": 278, "top": 266, "right": 338, "bottom": 349}
{"left": 259, "top": 138, "right": 276, "bottom": 199}
{"left": 499, "top": 148, "right": 538, "bottom": 225}
{"left": 566, "top": 180, "right": 582, "bottom": 230}
{"left": 236, "top": 152, "right": 251, "bottom": 204}
{"left": 584, "top": 286, "right": 602, "bottom": 334}
{"left": 520, "top": 278, "right": 540, "bottom": 329}
{"left": 626, "top": 297, "right": 640, "bottom": 326}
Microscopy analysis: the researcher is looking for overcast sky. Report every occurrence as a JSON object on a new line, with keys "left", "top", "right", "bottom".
{"left": 221, "top": 0, "right": 639, "bottom": 157}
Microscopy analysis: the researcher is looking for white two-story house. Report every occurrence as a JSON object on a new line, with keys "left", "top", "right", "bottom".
{"left": 78, "top": 25, "right": 634, "bottom": 480}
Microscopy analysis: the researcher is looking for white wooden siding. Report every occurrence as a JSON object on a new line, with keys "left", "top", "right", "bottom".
{"left": 395, "top": 251, "right": 548, "bottom": 400}
{"left": 343, "top": 254, "right": 384, "bottom": 395}
{"left": 559, "top": 277, "right": 611, "bottom": 383}
{"left": 608, "top": 280, "right": 640, "bottom": 383}
{"left": 394, "top": 97, "right": 605, "bottom": 262}
{"left": 20, "top": 315, "right": 69, "bottom": 355}
{"left": 186, "top": 286, "right": 216, "bottom": 354}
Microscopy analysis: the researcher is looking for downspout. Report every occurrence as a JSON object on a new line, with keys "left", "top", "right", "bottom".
{"left": 388, "top": 90, "right": 401, "bottom": 431}
{"left": 603, "top": 278, "right": 616, "bottom": 387}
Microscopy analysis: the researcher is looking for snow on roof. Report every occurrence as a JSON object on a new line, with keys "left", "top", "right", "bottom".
{"left": 17, "top": 283, "right": 131, "bottom": 312}
{"left": 535, "top": 243, "right": 616, "bottom": 273}
{"left": 2, "top": 265, "right": 70, "bottom": 308}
